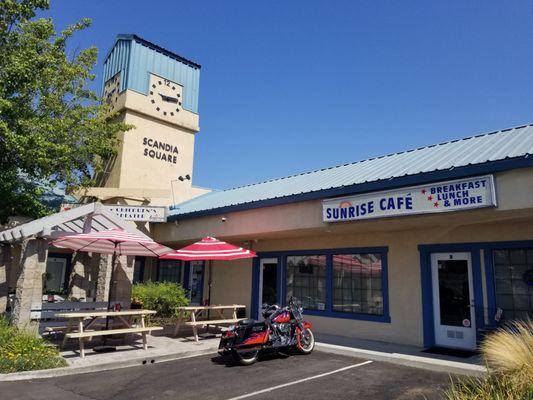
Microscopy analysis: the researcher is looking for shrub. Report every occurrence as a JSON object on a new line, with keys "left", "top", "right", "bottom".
{"left": 0, "top": 318, "right": 67, "bottom": 373}
{"left": 445, "top": 319, "right": 533, "bottom": 399}
{"left": 132, "top": 281, "right": 189, "bottom": 319}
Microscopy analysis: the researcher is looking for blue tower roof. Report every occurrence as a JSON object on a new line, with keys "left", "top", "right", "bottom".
{"left": 102, "top": 34, "right": 201, "bottom": 113}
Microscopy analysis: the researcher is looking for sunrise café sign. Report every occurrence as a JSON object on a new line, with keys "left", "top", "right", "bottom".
{"left": 322, "top": 175, "right": 496, "bottom": 223}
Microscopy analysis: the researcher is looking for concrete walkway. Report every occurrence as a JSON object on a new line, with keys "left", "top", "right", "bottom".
{"left": 315, "top": 333, "right": 486, "bottom": 376}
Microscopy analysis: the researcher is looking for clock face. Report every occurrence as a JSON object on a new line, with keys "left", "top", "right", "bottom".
{"left": 103, "top": 73, "right": 121, "bottom": 106}
{"left": 147, "top": 74, "right": 183, "bottom": 119}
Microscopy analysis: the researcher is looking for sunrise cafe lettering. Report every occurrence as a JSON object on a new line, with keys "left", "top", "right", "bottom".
{"left": 322, "top": 175, "right": 496, "bottom": 223}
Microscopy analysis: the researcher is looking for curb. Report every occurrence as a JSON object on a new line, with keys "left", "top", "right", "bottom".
{"left": 315, "top": 342, "right": 487, "bottom": 376}
{"left": 0, "top": 347, "right": 218, "bottom": 382}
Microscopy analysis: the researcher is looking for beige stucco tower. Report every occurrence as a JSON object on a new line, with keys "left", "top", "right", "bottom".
{"left": 81, "top": 35, "right": 209, "bottom": 206}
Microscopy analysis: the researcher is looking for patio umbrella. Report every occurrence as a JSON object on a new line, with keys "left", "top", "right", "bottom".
{"left": 52, "top": 228, "right": 173, "bottom": 311}
{"left": 160, "top": 236, "right": 256, "bottom": 306}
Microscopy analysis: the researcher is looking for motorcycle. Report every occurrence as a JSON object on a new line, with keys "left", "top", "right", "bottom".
{"left": 218, "top": 297, "right": 315, "bottom": 365}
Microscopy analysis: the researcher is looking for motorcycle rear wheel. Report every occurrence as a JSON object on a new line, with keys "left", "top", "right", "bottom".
{"left": 232, "top": 349, "right": 259, "bottom": 365}
{"left": 297, "top": 329, "right": 315, "bottom": 355}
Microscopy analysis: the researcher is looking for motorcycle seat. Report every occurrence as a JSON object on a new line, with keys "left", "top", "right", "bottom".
{"left": 238, "top": 318, "right": 256, "bottom": 326}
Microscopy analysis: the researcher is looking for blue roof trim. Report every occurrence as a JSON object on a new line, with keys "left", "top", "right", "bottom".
{"left": 168, "top": 123, "right": 533, "bottom": 220}
{"left": 168, "top": 155, "right": 533, "bottom": 221}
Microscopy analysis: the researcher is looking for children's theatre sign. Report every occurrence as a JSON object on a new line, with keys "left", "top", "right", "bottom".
{"left": 323, "top": 175, "right": 496, "bottom": 222}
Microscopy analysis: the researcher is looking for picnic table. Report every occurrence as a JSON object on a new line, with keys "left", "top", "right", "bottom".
{"left": 173, "top": 304, "right": 246, "bottom": 342}
{"left": 56, "top": 309, "right": 163, "bottom": 358}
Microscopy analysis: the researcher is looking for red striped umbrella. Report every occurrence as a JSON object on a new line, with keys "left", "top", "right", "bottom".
{"left": 53, "top": 228, "right": 172, "bottom": 257}
{"left": 160, "top": 237, "right": 256, "bottom": 307}
{"left": 52, "top": 229, "right": 172, "bottom": 317}
{"left": 160, "top": 236, "right": 256, "bottom": 261}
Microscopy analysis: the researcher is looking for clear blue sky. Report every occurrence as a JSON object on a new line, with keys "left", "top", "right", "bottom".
{"left": 43, "top": 1, "right": 533, "bottom": 191}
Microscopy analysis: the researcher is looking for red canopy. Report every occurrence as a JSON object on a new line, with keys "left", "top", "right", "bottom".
{"left": 160, "top": 236, "right": 256, "bottom": 261}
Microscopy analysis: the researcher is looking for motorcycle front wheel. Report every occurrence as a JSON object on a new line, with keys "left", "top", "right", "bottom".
{"left": 297, "top": 328, "right": 315, "bottom": 355}
{"left": 232, "top": 349, "right": 259, "bottom": 365}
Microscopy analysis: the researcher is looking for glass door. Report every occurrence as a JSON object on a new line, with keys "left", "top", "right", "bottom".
{"left": 431, "top": 252, "right": 476, "bottom": 350}
{"left": 258, "top": 258, "right": 278, "bottom": 319}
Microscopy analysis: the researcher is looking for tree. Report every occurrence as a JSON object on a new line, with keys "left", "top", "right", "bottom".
{"left": 0, "top": 0, "right": 131, "bottom": 223}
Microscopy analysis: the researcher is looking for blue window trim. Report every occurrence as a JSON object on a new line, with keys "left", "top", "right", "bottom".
{"left": 418, "top": 240, "right": 533, "bottom": 348}
{"left": 251, "top": 247, "right": 390, "bottom": 323}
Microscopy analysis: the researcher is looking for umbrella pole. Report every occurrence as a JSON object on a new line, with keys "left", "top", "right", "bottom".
{"left": 207, "top": 260, "right": 212, "bottom": 319}
{"left": 105, "top": 249, "right": 118, "bottom": 328}
{"left": 98, "top": 244, "right": 117, "bottom": 351}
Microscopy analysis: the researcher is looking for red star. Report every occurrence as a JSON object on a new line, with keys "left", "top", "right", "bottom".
{"left": 433, "top": 202, "right": 439, "bottom": 208}
{"left": 427, "top": 195, "right": 433, "bottom": 201}
{"left": 421, "top": 189, "right": 426, "bottom": 195}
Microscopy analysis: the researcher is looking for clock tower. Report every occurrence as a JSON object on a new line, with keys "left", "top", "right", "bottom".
{"left": 81, "top": 34, "right": 209, "bottom": 206}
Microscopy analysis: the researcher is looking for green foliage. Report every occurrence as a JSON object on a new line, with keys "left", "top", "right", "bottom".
{"left": 132, "top": 282, "right": 189, "bottom": 319}
{"left": 0, "top": 317, "right": 67, "bottom": 373}
{"left": 445, "top": 371, "right": 533, "bottom": 400}
{"left": 444, "top": 320, "right": 533, "bottom": 399}
{"left": 0, "top": 0, "right": 132, "bottom": 222}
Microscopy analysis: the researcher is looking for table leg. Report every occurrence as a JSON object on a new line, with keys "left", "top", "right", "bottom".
{"left": 78, "top": 319, "right": 85, "bottom": 358}
{"left": 191, "top": 311, "right": 199, "bottom": 342}
{"left": 140, "top": 315, "right": 148, "bottom": 350}
{"left": 62, "top": 319, "right": 73, "bottom": 347}
{"left": 173, "top": 310, "right": 183, "bottom": 337}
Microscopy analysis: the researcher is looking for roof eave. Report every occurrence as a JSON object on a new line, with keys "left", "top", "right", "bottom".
{"left": 167, "top": 155, "right": 533, "bottom": 222}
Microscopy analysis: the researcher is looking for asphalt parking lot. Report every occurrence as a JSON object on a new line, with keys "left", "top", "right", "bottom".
{"left": 0, "top": 351, "right": 454, "bottom": 399}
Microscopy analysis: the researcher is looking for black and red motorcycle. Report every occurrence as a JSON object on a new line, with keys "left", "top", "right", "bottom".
{"left": 218, "top": 297, "right": 315, "bottom": 365}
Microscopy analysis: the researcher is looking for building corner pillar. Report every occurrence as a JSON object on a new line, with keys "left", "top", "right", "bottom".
{"left": 0, "top": 244, "right": 12, "bottom": 314}
{"left": 111, "top": 255, "right": 134, "bottom": 309}
{"left": 93, "top": 254, "right": 111, "bottom": 302}
{"left": 11, "top": 238, "right": 48, "bottom": 328}
{"left": 68, "top": 252, "right": 93, "bottom": 300}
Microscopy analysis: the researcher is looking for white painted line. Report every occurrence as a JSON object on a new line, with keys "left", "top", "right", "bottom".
{"left": 226, "top": 360, "right": 373, "bottom": 400}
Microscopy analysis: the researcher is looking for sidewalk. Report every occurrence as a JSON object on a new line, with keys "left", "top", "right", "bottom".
{"left": 315, "top": 333, "right": 487, "bottom": 376}
{"left": 0, "top": 326, "right": 220, "bottom": 381}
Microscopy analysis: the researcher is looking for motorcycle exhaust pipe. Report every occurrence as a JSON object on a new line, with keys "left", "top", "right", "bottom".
{"left": 234, "top": 346, "right": 263, "bottom": 353}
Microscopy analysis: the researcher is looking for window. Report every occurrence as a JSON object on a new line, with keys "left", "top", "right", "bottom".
{"left": 133, "top": 257, "right": 145, "bottom": 284}
{"left": 493, "top": 249, "right": 533, "bottom": 321}
{"left": 189, "top": 261, "right": 205, "bottom": 304}
{"left": 286, "top": 255, "right": 327, "bottom": 311}
{"left": 332, "top": 253, "right": 383, "bottom": 316}
{"left": 158, "top": 260, "right": 183, "bottom": 283}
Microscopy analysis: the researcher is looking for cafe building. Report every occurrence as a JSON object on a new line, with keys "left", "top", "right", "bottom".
{"left": 151, "top": 122, "right": 533, "bottom": 351}
{"left": 3, "top": 35, "right": 531, "bottom": 350}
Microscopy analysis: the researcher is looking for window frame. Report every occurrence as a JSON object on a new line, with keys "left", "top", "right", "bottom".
{"left": 157, "top": 259, "right": 184, "bottom": 284}
{"left": 272, "top": 247, "right": 390, "bottom": 323}
{"left": 487, "top": 246, "right": 533, "bottom": 323}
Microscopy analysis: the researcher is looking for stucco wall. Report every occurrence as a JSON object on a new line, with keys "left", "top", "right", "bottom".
{"left": 208, "top": 258, "right": 253, "bottom": 318}
{"left": 206, "top": 215, "right": 533, "bottom": 347}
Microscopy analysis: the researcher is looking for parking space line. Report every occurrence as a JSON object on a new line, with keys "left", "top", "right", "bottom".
{"left": 225, "top": 360, "right": 373, "bottom": 400}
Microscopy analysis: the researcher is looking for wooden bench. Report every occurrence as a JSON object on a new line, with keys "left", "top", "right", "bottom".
{"left": 57, "top": 309, "right": 160, "bottom": 358}
{"left": 174, "top": 305, "right": 246, "bottom": 342}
